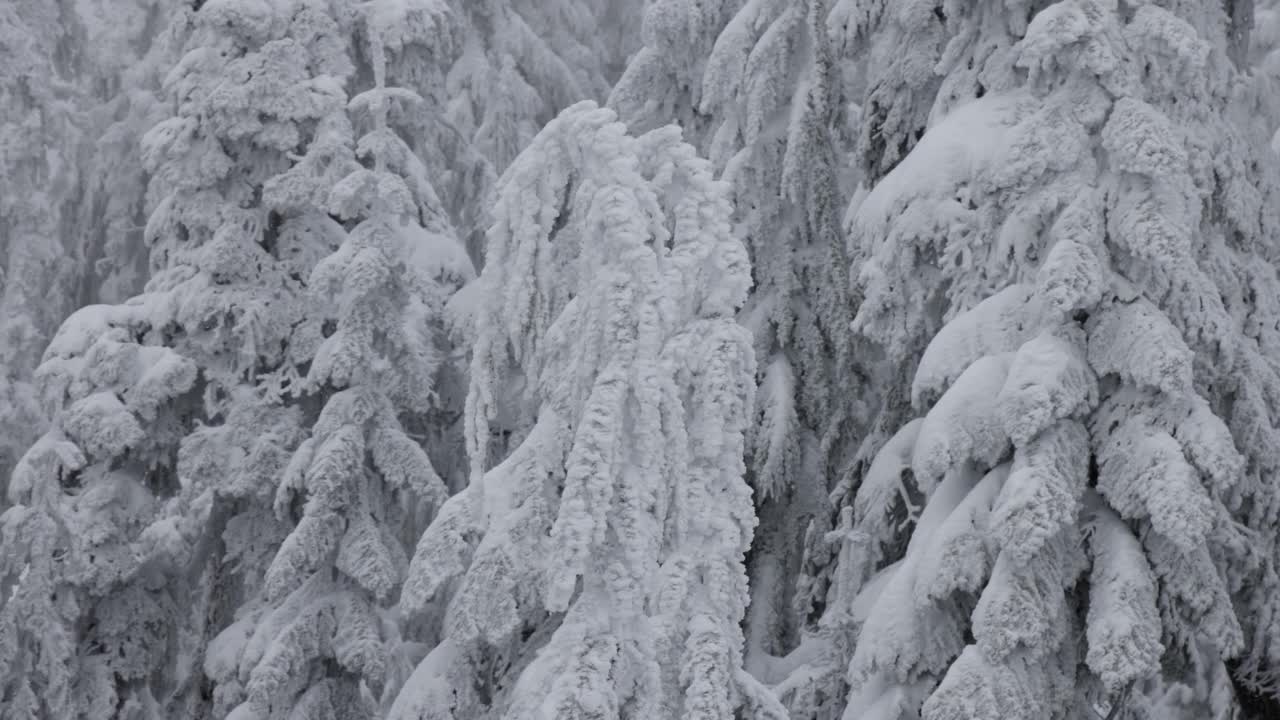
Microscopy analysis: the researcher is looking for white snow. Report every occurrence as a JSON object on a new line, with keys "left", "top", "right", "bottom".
{"left": 912, "top": 284, "right": 1043, "bottom": 409}
{"left": 851, "top": 91, "right": 1036, "bottom": 239}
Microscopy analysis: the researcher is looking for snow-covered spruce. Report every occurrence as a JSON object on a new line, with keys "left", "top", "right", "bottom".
{"left": 202, "top": 3, "right": 473, "bottom": 719}
{"left": 0, "top": 0, "right": 367, "bottom": 713}
{"left": 791, "top": 2, "right": 1280, "bottom": 719}
{"left": 0, "top": 301, "right": 199, "bottom": 718}
{"left": 0, "top": 0, "right": 175, "bottom": 491}
{"left": 0, "top": 0, "right": 86, "bottom": 490}
{"left": 390, "top": 101, "right": 784, "bottom": 720}
{"left": 694, "top": 1, "right": 867, "bottom": 715}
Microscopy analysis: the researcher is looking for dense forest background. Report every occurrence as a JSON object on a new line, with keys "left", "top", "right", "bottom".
{"left": 5, "top": 1, "right": 1280, "bottom": 718}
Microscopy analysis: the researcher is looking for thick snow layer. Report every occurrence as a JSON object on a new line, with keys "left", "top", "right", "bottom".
{"left": 385, "top": 638, "right": 461, "bottom": 720}
{"left": 42, "top": 303, "right": 134, "bottom": 360}
{"left": 851, "top": 559, "right": 904, "bottom": 622}
{"left": 912, "top": 354, "right": 1014, "bottom": 492}
{"left": 913, "top": 285, "right": 1044, "bottom": 409}
{"left": 851, "top": 91, "right": 1036, "bottom": 238}
{"left": 402, "top": 221, "right": 476, "bottom": 285}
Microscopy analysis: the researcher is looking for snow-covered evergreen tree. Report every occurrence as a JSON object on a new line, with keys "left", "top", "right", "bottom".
{"left": 2, "top": 1, "right": 377, "bottom": 716}
{"left": 389, "top": 101, "right": 783, "bottom": 720}
{"left": 608, "top": 0, "right": 745, "bottom": 145}
{"left": 606, "top": 6, "right": 874, "bottom": 716}
{"left": 799, "top": 1, "right": 1280, "bottom": 718}
{"left": 14, "top": 1, "right": 1280, "bottom": 719}
{"left": 209, "top": 3, "right": 473, "bottom": 718}
{"left": 0, "top": 0, "right": 176, "bottom": 493}
{"left": 0, "top": 2, "right": 194, "bottom": 716}
{"left": 143, "top": 2, "right": 372, "bottom": 711}
{"left": 0, "top": 300, "right": 203, "bottom": 719}
{"left": 691, "top": 2, "right": 866, "bottom": 714}
{"left": 0, "top": 0, "right": 90, "bottom": 494}
{"left": 75, "top": 0, "right": 179, "bottom": 307}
